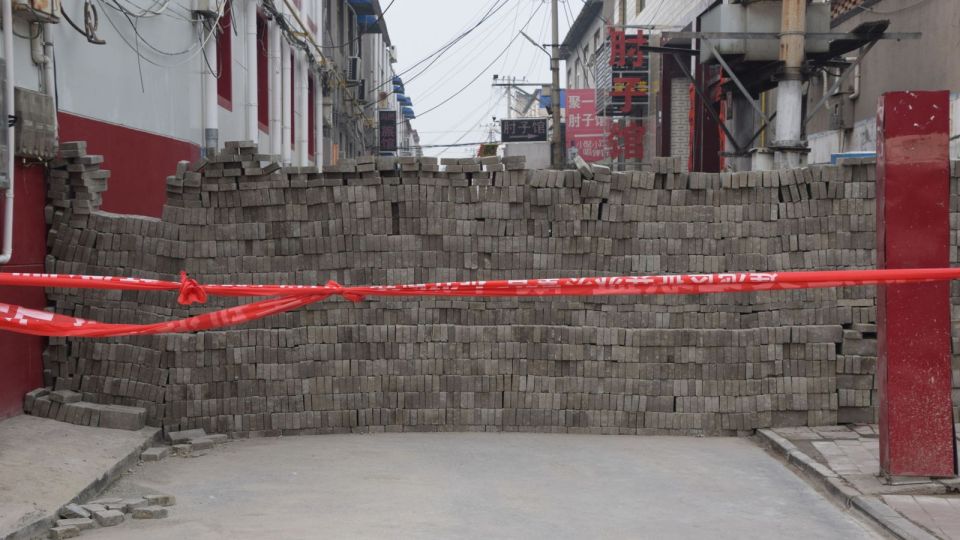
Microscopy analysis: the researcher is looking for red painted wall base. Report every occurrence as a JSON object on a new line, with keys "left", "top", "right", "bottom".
{"left": 0, "top": 162, "right": 47, "bottom": 419}
{"left": 0, "top": 114, "right": 200, "bottom": 419}
{"left": 57, "top": 112, "right": 200, "bottom": 218}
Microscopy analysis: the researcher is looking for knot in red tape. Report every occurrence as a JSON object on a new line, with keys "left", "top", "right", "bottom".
{"left": 324, "top": 280, "right": 366, "bottom": 303}
{"left": 177, "top": 272, "right": 209, "bottom": 305}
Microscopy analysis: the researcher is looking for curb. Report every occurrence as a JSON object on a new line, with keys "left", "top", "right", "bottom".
{"left": 756, "top": 429, "right": 938, "bottom": 540}
{"left": 3, "top": 427, "right": 160, "bottom": 540}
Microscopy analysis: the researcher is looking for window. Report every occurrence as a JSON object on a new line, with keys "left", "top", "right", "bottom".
{"left": 593, "top": 29, "right": 601, "bottom": 53}
{"left": 257, "top": 11, "right": 269, "bottom": 131}
{"left": 216, "top": 0, "right": 233, "bottom": 109}
{"left": 308, "top": 75, "right": 316, "bottom": 159}
{"left": 636, "top": 0, "right": 646, "bottom": 16}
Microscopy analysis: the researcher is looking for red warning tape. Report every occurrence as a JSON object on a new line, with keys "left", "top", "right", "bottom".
{"left": 1, "top": 268, "right": 958, "bottom": 337}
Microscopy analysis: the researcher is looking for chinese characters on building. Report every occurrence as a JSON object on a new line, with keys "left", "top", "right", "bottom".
{"left": 568, "top": 28, "right": 649, "bottom": 163}
{"left": 500, "top": 118, "right": 548, "bottom": 143}
{"left": 378, "top": 110, "right": 397, "bottom": 153}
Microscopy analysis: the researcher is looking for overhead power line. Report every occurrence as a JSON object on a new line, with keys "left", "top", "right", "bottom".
{"left": 417, "top": 3, "right": 545, "bottom": 119}
{"left": 368, "top": 0, "right": 512, "bottom": 98}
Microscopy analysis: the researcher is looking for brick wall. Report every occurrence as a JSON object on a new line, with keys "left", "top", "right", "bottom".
{"left": 39, "top": 142, "right": 960, "bottom": 436}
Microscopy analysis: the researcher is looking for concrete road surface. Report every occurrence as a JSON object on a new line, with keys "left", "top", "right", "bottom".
{"left": 87, "top": 433, "right": 879, "bottom": 539}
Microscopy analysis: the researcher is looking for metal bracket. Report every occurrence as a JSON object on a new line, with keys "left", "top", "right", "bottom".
{"left": 702, "top": 37, "right": 774, "bottom": 127}
{"left": 670, "top": 53, "right": 744, "bottom": 154}
{"left": 803, "top": 40, "right": 878, "bottom": 127}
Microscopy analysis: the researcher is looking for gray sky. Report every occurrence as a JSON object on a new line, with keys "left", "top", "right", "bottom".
{"left": 384, "top": 0, "right": 575, "bottom": 158}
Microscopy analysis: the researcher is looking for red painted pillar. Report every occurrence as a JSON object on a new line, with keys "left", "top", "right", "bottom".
{"left": 876, "top": 90, "right": 957, "bottom": 478}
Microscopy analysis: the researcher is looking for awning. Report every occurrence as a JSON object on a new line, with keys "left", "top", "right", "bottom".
{"left": 347, "top": 0, "right": 375, "bottom": 16}
{"left": 358, "top": 15, "right": 382, "bottom": 34}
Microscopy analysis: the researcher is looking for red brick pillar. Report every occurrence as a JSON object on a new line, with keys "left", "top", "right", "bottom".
{"left": 876, "top": 90, "right": 957, "bottom": 478}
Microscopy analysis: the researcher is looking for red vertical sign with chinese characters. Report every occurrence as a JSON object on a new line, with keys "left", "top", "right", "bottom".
{"left": 877, "top": 90, "right": 957, "bottom": 478}
{"left": 566, "top": 89, "right": 610, "bottom": 162}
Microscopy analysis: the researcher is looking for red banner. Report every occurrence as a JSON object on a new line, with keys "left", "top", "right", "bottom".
{"left": 3, "top": 268, "right": 960, "bottom": 337}
{"left": 565, "top": 89, "right": 611, "bottom": 162}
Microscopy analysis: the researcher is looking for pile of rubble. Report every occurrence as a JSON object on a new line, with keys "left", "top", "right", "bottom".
{"left": 141, "top": 428, "right": 229, "bottom": 460}
{"left": 23, "top": 388, "right": 145, "bottom": 431}
{"left": 49, "top": 493, "right": 174, "bottom": 539}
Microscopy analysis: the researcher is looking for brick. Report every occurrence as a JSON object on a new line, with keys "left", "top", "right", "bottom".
{"left": 48, "top": 390, "right": 81, "bottom": 404}
{"left": 58, "top": 504, "right": 90, "bottom": 519}
{"left": 141, "top": 447, "right": 172, "bottom": 461}
{"left": 167, "top": 428, "right": 206, "bottom": 443}
{"left": 91, "top": 509, "right": 124, "bottom": 526}
{"left": 54, "top": 518, "right": 94, "bottom": 530}
{"left": 132, "top": 506, "right": 169, "bottom": 519}
{"left": 144, "top": 494, "right": 177, "bottom": 507}
{"left": 48, "top": 526, "right": 80, "bottom": 539}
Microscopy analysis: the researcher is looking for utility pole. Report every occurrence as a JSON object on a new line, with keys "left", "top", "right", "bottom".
{"left": 618, "top": 0, "right": 627, "bottom": 172}
{"left": 550, "top": 0, "right": 563, "bottom": 168}
{"left": 774, "top": 0, "right": 806, "bottom": 168}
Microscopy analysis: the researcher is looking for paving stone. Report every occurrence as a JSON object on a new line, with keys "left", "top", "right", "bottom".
{"left": 144, "top": 494, "right": 177, "bottom": 507}
{"left": 91, "top": 509, "right": 124, "bottom": 526}
{"left": 190, "top": 437, "right": 216, "bottom": 450}
{"left": 58, "top": 503, "right": 90, "bottom": 519}
{"left": 141, "top": 446, "right": 171, "bottom": 461}
{"left": 172, "top": 444, "right": 193, "bottom": 457}
{"left": 132, "top": 506, "right": 169, "bottom": 519}
{"left": 121, "top": 498, "right": 150, "bottom": 512}
{"left": 167, "top": 429, "right": 207, "bottom": 443}
{"left": 48, "top": 390, "right": 81, "bottom": 404}
{"left": 48, "top": 526, "right": 80, "bottom": 539}
{"left": 54, "top": 518, "right": 94, "bottom": 530}
{"left": 96, "top": 404, "right": 146, "bottom": 430}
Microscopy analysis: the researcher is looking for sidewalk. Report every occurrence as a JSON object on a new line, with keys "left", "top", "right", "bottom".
{"left": 0, "top": 414, "right": 158, "bottom": 540}
{"left": 759, "top": 424, "right": 960, "bottom": 539}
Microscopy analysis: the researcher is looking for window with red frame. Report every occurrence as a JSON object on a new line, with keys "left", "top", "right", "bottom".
{"left": 256, "top": 11, "right": 269, "bottom": 131}
{"left": 216, "top": 1, "right": 233, "bottom": 109}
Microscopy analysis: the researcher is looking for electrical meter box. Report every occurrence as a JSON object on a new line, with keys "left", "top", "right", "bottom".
{"left": 14, "top": 87, "right": 57, "bottom": 161}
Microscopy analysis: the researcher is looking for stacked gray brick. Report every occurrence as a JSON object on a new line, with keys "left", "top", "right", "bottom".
{"left": 39, "top": 141, "right": 960, "bottom": 436}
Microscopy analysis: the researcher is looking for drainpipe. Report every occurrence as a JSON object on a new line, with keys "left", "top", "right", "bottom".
{"left": 244, "top": 0, "right": 258, "bottom": 143}
{"left": 847, "top": 54, "right": 862, "bottom": 101}
{"left": 31, "top": 23, "right": 56, "bottom": 137}
{"left": 203, "top": 11, "right": 219, "bottom": 155}
{"left": 774, "top": 0, "right": 806, "bottom": 169}
{"left": 295, "top": 51, "right": 308, "bottom": 165}
{"left": 1, "top": 0, "right": 16, "bottom": 265}
{"left": 269, "top": 16, "right": 282, "bottom": 157}
{"left": 280, "top": 37, "right": 292, "bottom": 164}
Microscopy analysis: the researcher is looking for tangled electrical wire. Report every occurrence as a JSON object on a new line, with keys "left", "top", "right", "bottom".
{"left": 62, "top": 0, "right": 106, "bottom": 45}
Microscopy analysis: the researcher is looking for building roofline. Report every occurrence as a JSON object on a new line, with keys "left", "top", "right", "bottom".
{"left": 374, "top": 0, "right": 392, "bottom": 47}
{"left": 561, "top": 0, "right": 603, "bottom": 58}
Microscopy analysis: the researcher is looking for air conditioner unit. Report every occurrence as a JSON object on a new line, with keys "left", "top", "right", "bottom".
{"left": 12, "top": 0, "right": 60, "bottom": 23}
{"left": 347, "top": 57, "right": 362, "bottom": 82}
{"left": 192, "top": 0, "right": 219, "bottom": 18}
